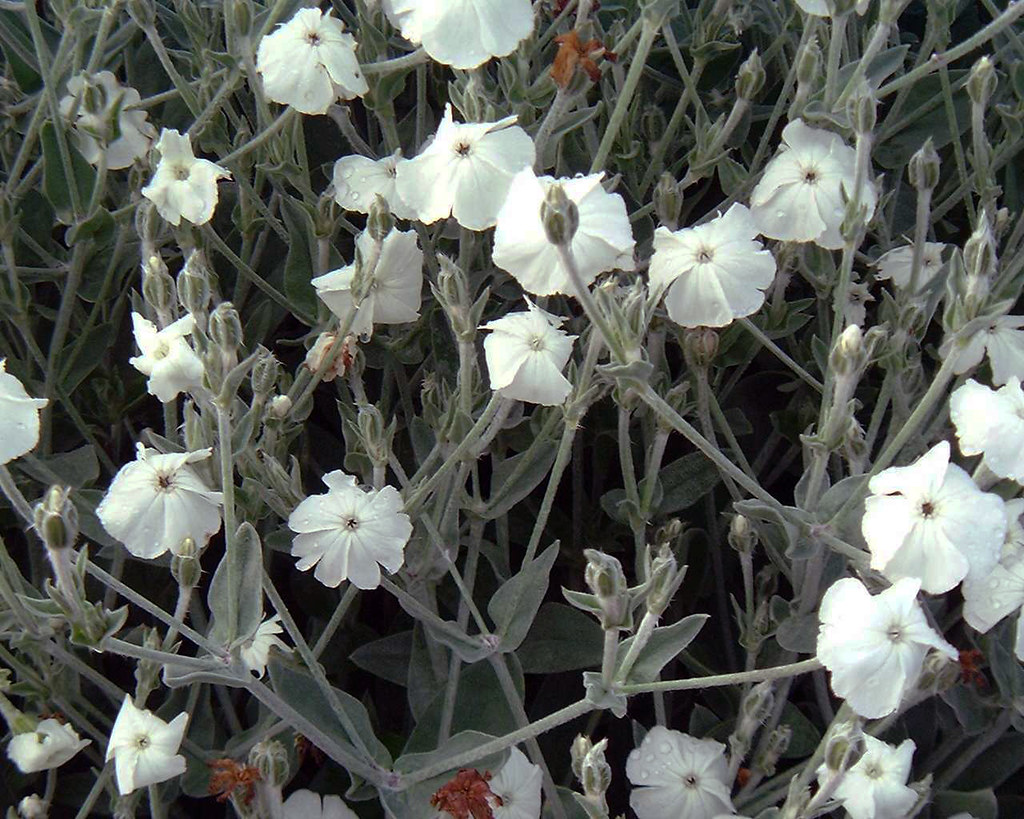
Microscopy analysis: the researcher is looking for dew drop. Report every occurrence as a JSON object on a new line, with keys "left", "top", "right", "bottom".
{"left": 658, "top": 742, "right": 672, "bottom": 754}
{"left": 644, "top": 753, "right": 655, "bottom": 763}
{"left": 343, "top": 170, "right": 353, "bottom": 180}
{"left": 775, "top": 210, "right": 786, "bottom": 220}
{"left": 640, "top": 771, "right": 649, "bottom": 780}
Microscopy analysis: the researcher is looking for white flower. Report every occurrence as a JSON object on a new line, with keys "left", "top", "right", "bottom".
{"left": 142, "top": 129, "right": 230, "bottom": 226}
{"left": 312, "top": 228, "right": 423, "bottom": 338}
{"left": 240, "top": 616, "right": 289, "bottom": 677}
{"left": 482, "top": 300, "right": 576, "bottom": 405}
{"left": 825, "top": 736, "right": 917, "bottom": 819}
{"left": 795, "top": 0, "right": 869, "bottom": 16}
{"left": 817, "top": 577, "right": 957, "bottom": 718}
{"left": 333, "top": 152, "right": 415, "bottom": 220}
{"left": 750, "top": 119, "right": 875, "bottom": 250}
{"left": 382, "top": 0, "right": 534, "bottom": 70}
{"left": 7, "top": 718, "right": 90, "bottom": 773}
{"left": 962, "top": 500, "right": 1024, "bottom": 661}
{"left": 288, "top": 471, "right": 413, "bottom": 589}
{"left": 17, "top": 794, "right": 48, "bottom": 819}
{"left": 950, "top": 377, "right": 1024, "bottom": 482}
{"left": 861, "top": 441, "right": 1005, "bottom": 593}
{"left": 0, "top": 359, "right": 48, "bottom": 465}
{"left": 395, "top": 105, "right": 535, "bottom": 231}
{"left": 943, "top": 315, "right": 1024, "bottom": 385}
{"left": 106, "top": 695, "right": 188, "bottom": 796}
{"left": 493, "top": 170, "right": 635, "bottom": 296}
{"left": 626, "top": 726, "right": 734, "bottom": 819}
{"left": 257, "top": 8, "right": 367, "bottom": 114}
{"left": 129, "top": 312, "right": 204, "bottom": 402}
{"left": 304, "top": 332, "right": 357, "bottom": 382}
{"left": 649, "top": 204, "right": 776, "bottom": 328}
{"left": 283, "top": 789, "right": 358, "bottom": 819}
{"left": 844, "top": 279, "right": 873, "bottom": 327}
{"left": 489, "top": 747, "right": 543, "bottom": 819}
{"left": 59, "top": 71, "right": 155, "bottom": 169}
{"left": 873, "top": 243, "right": 946, "bottom": 289}
{"left": 97, "top": 444, "right": 224, "bottom": 560}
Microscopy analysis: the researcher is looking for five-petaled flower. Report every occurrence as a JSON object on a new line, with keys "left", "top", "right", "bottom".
{"left": 97, "top": 444, "right": 224, "bottom": 560}
{"left": 129, "top": 312, "right": 205, "bottom": 403}
{"left": 7, "top": 718, "right": 90, "bottom": 774}
{"left": 288, "top": 471, "right": 413, "bottom": 589}
{"left": 106, "top": 695, "right": 189, "bottom": 795}
{"left": 256, "top": 8, "right": 367, "bottom": 114}
{"left": 59, "top": 71, "right": 156, "bottom": 169}
{"left": 817, "top": 577, "right": 957, "bottom": 718}
{"left": 824, "top": 736, "right": 918, "bottom": 819}
{"left": 141, "top": 129, "right": 230, "bottom": 226}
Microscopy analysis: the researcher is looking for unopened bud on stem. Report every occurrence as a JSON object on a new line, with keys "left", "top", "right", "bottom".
{"left": 541, "top": 184, "right": 579, "bottom": 247}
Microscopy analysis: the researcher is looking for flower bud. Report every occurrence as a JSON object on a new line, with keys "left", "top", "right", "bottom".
{"left": 248, "top": 739, "right": 289, "bottom": 788}
{"left": 642, "top": 104, "right": 668, "bottom": 145}
{"left": 228, "top": 0, "right": 254, "bottom": 39}
{"left": 823, "top": 720, "right": 863, "bottom": 774}
{"left": 142, "top": 254, "right": 176, "bottom": 320}
{"left": 916, "top": 647, "right": 960, "bottom": 694}
{"left": 728, "top": 514, "right": 758, "bottom": 555}
{"left": 269, "top": 395, "right": 292, "bottom": 419}
{"left": 645, "top": 545, "right": 681, "bottom": 617}
{"left": 653, "top": 173, "right": 682, "bottom": 230}
{"left": 367, "top": 194, "right": 395, "bottom": 244}
{"left": 33, "top": 486, "right": 78, "bottom": 553}
{"left": 753, "top": 724, "right": 791, "bottom": 776}
{"left": 570, "top": 735, "right": 593, "bottom": 781}
{"left": 967, "top": 55, "right": 997, "bottom": 107}
{"left": 17, "top": 794, "right": 47, "bottom": 819}
{"left": 796, "top": 37, "right": 822, "bottom": 89}
{"left": 683, "top": 327, "right": 719, "bottom": 370}
{"left": 579, "top": 737, "right": 611, "bottom": 801}
{"left": 846, "top": 81, "right": 877, "bottom": 135}
{"left": 177, "top": 250, "right": 212, "bottom": 318}
{"left": 964, "top": 210, "right": 997, "bottom": 281}
{"left": 209, "top": 302, "right": 243, "bottom": 357}
{"left": 541, "top": 184, "right": 579, "bottom": 247}
{"left": 126, "top": 0, "right": 156, "bottom": 29}
{"left": 357, "top": 404, "right": 392, "bottom": 465}
{"left": 908, "top": 138, "right": 940, "bottom": 192}
{"left": 584, "top": 549, "right": 631, "bottom": 630}
{"left": 251, "top": 352, "right": 280, "bottom": 399}
{"left": 735, "top": 49, "right": 765, "bottom": 101}
{"left": 829, "top": 324, "right": 867, "bottom": 377}
{"left": 170, "top": 537, "right": 202, "bottom": 590}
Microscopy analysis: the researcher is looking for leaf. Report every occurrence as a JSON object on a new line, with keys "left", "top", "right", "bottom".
{"left": 874, "top": 71, "right": 971, "bottom": 170}
{"left": 268, "top": 657, "right": 392, "bottom": 768}
{"left": 481, "top": 444, "right": 558, "bottom": 520}
{"left": 40, "top": 122, "right": 96, "bottom": 224}
{"left": 350, "top": 630, "right": 414, "bottom": 686}
{"left": 835, "top": 45, "right": 910, "bottom": 92}
{"left": 949, "top": 734, "right": 1024, "bottom": 790}
{"left": 932, "top": 789, "right": 998, "bottom": 819}
{"left": 60, "top": 324, "right": 115, "bottom": 396}
{"left": 775, "top": 611, "right": 817, "bottom": 654}
{"left": 488, "top": 543, "right": 559, "bottom": 653}
{"left": 207, "top": 522, "right": 264, "bottom": 646}
{"left": 517, "top": 603, "right": 604, "bottom": 673}
{"left": 615, "top": 614, "right": 709, "bottom": 683}
{"left": 279, "top": 197, "right": 318, "bottom": 323}
{"left": 17, "top": 445, "right": 98, "bottom": 488}
{"left": 657, "top": 453, "right": 722, "bottom": 515}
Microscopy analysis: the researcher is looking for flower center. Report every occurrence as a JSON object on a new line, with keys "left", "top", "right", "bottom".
{"left": 453, "top": 141, "right": 472, "bottom": 158}
{"left": 864, "top": 763, "right": 883, "bottom": 780}
{"left": 682, "top": 774, "right": 699, "bottom": 789}
{"left": 528, "top": 335, "right": 547, "bottom": 352}
{"left": 802, "top": 167, "right": 820, "bottom": 185}
{"left": 155, "top": 473, "right": 175, "bottom": 492}
{"left": 173, "top": 164, "right": 191, "bottom": 182}
{"left": 135, "top": 734, "right": 151, "bottom": 750}
{"left": 919, "top": 500, "right": 935, "bottom": 518}
{"left": 152, "top": 340, "right": 170, "bottom": 360}
{"left": 344, "top": 517, "right": 360, "bottom": 531}
{"left": 886, "top": 624, "right": 904, "bottom": 643}
{"left": 306, "top": 31, "right": 322, "bottom": 47}
{"left": 696, "top": 246, "right": 715, "bottom": 264}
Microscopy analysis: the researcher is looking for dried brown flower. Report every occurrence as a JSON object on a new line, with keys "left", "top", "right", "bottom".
{"left": 430, "top": 768, "right": 502, "bottom": 819}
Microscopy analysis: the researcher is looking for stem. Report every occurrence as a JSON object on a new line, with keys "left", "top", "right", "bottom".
{"left": 737, "top": 318, "right": 824, "bottom": 393}
{"left": 590, "top": 18, "right": 660, "bottom": 173}
{"left": 219, "top": 109, "right": 297, "bottom": 165}
{"left": 618, "top": 658, "right": 821, "bottom": 694}
{"left": 823, "top": 13, "right": 849, "bottom": 110}
{"left": 555, "top": 243, "right": 627, "bottom": 362}
{"left": 312, "top": 584, "right": 360, "bottom": 658}
{"left": 524, "top": 419, "right": 577, "bottom": 564}
{"left": 216, "top": 404, "right": 239, "bottom": 641}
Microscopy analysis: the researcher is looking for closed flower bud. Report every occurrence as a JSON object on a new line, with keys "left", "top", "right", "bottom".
{"left": 357, "top": 404, "right": 391, "bottom": 465}
{"left": 642, "top": 104, "right": 668, "bottom": 145}
{"left": 846, "top": 81, "right": 877, "bottom": 135}
{"left": 964, "top": 210, "right": 997, "bottom": 281}
{"left": 142, "top": 255, "right": 176, "bottom": 319}
{"left": 908, "top": 138, "right": 941, "bottom": 192}
{"left": 580, "top": 737, "right": 611, "bottom": 800}
{"left": 829, "top": 324, "right": 866, "bottom": 377}
{"left": 653, "top": 172, "right": 683, "bottom": 230}
{"left": 33, "top": 486, "right": 78, "bottom": 552}
{"left": 250, "top": 352, "right": 280, "bottom": 398}
{"left": 967, "top": 55, "right": 997, "bottom": 107}
{"left": 683, "top": 327, "right": 719, "bottom": 369}
{"left": 728, "top": 514, "right": 758, "bottom": 554}
{"left": 269, "top": 395, "right": 292, "bottom": 420}
{"left": 540, "top": 184, "right": 579, "bottom": 247}
{"left": 824, "top": 720, "right": 863, "bottom": 774}
{"left": 796, "top": 37, "right": 822, "bottom": 88}
{"left": 367, "top": 194, "right": 395, "bottom": 244}
{"left": 248, "top": 739, "right": 289, "bottom": 788}
{"left": 170, "top": 537, "right": 202, "bottom": 590}
{"left": 228, "top": 0, "right": 254, "bottom": 39}
{"left": 570, "top": 734, "right": 593, "bottom": 781}
{"left": 209, "top": 302, "right": 243, "bottom": 356}
{"left": 646, "top": 545, "right": 681, "bottom": 616}
{"left": 584, "top": 549, "right": 630, "bottom": 630}
{"left": 753, "top": 725, "right": 791, "bottom": 776}
{"left": 177, "top": 250, "right": 212, "bottom": 318}
{"left": 736, "top": 49, "right": 765, "bottom": 101}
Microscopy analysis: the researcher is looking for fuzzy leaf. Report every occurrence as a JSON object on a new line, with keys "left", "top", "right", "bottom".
{"left": 488, "top": 543, "right": 559, "bottom": 653}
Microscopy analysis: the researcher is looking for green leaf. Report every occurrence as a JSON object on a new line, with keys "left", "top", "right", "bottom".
{"left": 17, "top": 445, "right": 98, "bottom": 488}
{"left": 350, "top": 630, "right": 414, "bottom": 686}
{"left": 517, "top": 603, "right": 604, "bottom": 673}
{"left": 488, "top": 543, "right": 559, "bottom": 653}
{"left": 932, "top": 789, "right": 998, "bottom": 819}
{"left": 615, "top": 614, "right": 709, "bottom": 683}
{"left": 207, "top": 522, "right": 264, "bottom": 646}
{"left": 268, "top": 656, "right": 392, "bottom": 768}
{"left": 950, "top": 734, "right": 1024, "bottom": 790}
{"left": 657, "top": 452, "right": 722, "bottom": 515}
{"left": 774, "top": 611, "right": 817, "bottom": 654}
{"left": 482, "top": 442, "right": 558, "bottom": 520}
{"left": 60, "top": 323, "right": 114, "bottom": 396}
{"left": 279, "top": 197, "right": 318, "bottom": 323}
{"left": 874, "top": 71, "right": 971, "bottom": 170}
{"left": 40, "top": 122, "right": 96, "bottom": 224}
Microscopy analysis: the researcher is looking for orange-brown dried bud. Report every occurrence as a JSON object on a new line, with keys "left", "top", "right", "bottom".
{"left": 431, "top": 768, "right": 501, "bottom": 819}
